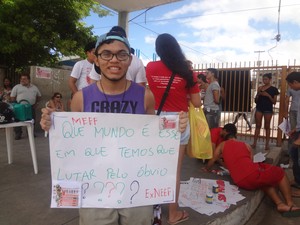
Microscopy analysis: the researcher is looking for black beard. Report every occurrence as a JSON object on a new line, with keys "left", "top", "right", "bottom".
{"left": 101, "top": 71, "right": 126, "bottom": 82}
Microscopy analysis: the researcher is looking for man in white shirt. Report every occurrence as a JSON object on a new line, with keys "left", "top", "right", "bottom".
{"left": 10, "top": 73, "right": 41, "bottom": 139}
{"left": 68, "top": 41, "right": 96, "bottom": 95}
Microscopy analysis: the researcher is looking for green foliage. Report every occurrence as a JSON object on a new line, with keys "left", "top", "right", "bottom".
{"left": 0, "top": 0, "right": 109, "bottom": 70}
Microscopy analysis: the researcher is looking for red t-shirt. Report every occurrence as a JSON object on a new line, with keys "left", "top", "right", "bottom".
{"left": 222, "top": 140, "right": 258, "bottom": 184}
{"left": 146, "top": 61, "right": 199, "bottom": 112}
{"left": 210, "top": 127, "right": 224, "bottom": 146}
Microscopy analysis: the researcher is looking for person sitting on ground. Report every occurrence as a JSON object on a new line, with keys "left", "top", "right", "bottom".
{"left": 209, "top": 125, "right": 229, "bottom": 166}
{"left": 204, "top": 123, "right": 300, "bottom": 217}
{"left": 210, "top": 126, "right": 226, "bottom": 151}
{"left": 10, "top": 72, "right": 41, "bottom": 140}
{"left": 47, "top": 92, "right": 64, "bottom": 112}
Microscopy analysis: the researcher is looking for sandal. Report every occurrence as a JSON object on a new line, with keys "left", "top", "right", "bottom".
{"left": 167, "top": 210, "right": 189, "bottom": 225}
{"left": 282, "top": 206, "right": 300, "bottom": 217}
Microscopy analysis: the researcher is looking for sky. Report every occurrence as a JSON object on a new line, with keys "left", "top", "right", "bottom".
{"left": 83, "top": 0, "right": 300, "bottom": 67}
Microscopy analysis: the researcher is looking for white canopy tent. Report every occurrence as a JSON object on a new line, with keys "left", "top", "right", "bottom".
{"left": 96, "top": 0, "right": 180, "bottom": 34}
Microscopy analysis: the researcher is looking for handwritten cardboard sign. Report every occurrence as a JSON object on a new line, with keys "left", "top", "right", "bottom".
{"left": 49, "top": 112, "right": 180, "bottom": 208}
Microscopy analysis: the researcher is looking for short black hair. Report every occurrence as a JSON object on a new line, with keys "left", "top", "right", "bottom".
{"left": 207, "top": 68, "right": 218, "bottom": 79}
{"left": 286, "top": 71, "right": 300, "bottom": 83}
{"left": 84, "top": 41, "right": 96, "bottom": 52}
{"left": 263, "top": 73, "right": 272, "bottom": 79}
{"left": 223, "top": 123, "right": 237, "bottom": 139}
{"left": 20, "top": 73, "right": 30, "bottom": 80}
{"left": 197, "top": 73, "right": 207, "bottom": 83}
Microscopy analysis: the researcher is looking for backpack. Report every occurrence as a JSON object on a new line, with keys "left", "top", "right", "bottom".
{"left": 0, "top": 101, "right": 15, "bottom": 124}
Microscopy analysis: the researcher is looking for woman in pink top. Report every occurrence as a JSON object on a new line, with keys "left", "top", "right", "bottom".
{"left": 205, "top": 124, "right": 300, "bottom": 217}
{"left": 146, "top": 33, "right": 201, "bottom": 224}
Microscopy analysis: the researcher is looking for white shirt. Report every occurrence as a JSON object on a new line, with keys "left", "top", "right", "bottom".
{"left": 10, "top": 84, "right": 41, "bottom": 105}
{"left": 70, "top": 59, "right": 93, "bottom": 90}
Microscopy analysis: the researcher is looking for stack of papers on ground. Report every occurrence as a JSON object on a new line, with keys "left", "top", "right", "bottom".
{"left": 179, "top": 177, "right": 245, "bottom": 216}
{"left": 253, "top": 152, "right": 267, "bottom": 163}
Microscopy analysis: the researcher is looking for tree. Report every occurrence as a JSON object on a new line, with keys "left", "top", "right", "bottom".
{"left": 0, "top": 0, "right": 109, "bottom": 70}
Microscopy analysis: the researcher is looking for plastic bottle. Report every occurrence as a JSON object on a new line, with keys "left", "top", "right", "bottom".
{"left": 152, "top": 205, "right": 162, "bottom": 225}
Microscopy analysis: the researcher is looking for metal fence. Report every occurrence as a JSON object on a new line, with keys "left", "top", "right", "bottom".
{"left": 193, "top": 60, "right": 300, "bottom": 146}
{"left": 2, "top": 61, "right": 300, "bottom": 146}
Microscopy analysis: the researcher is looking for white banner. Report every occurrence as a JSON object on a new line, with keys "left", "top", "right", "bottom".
{"left": 49, "top": 112, "right": 180, "bottom": 208}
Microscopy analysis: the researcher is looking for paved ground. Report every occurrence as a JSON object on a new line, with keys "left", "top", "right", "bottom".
{"left": 1, "top": 128, "right": 300, "bottom": 225}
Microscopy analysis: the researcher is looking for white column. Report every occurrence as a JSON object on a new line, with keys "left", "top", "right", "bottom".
{"left": 118, "top": 11, "right": 129, "bottom": 36}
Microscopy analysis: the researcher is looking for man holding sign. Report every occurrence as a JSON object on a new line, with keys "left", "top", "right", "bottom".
{"left": 40, "top": 30, "right": 188, "bottom": 225}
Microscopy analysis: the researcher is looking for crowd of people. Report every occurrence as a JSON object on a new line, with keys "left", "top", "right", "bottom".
{"left": 0, "top": 73, "right": 66, "bottom": 140}
{"left": 2, "top": 25, "right": 300, "bottom": 224}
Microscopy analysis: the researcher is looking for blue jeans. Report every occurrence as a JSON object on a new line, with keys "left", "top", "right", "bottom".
{"left": 204, "top": 109, "right": 219, "bottom": 129}
{"left": 290, "top": 131, "right": 300, "bottom": 185}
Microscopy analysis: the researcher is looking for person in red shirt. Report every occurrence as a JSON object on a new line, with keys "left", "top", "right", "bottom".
{"left": 210, "top": 127, "right": 224, "bottom": 149}
{"left": 146, "top": 33, "right": 201, "bottom": 225}
{"left": 210, "top": 124, "right": 233, "bottom": 166}
{"left": 204, "top": 124, "right": 300, "bottom": 217}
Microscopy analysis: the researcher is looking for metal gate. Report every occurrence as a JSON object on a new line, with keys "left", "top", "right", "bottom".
{"left": 194, "top": 60, "right": 300, "bottom": 146}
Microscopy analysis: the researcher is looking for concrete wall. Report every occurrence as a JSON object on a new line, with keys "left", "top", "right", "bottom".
{"left": 30, "top": 66, "right": 71, "bottom": 131}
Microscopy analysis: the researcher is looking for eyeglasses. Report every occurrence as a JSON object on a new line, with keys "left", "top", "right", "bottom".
{"left": 55, "top": 96, "right": 62, "bottom": 98}
{"left": 96, "top": 51, "right": 130, "bottom": 61}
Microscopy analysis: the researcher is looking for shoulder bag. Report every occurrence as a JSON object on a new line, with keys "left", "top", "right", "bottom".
{"left": 156, "top": 73, "right": 176, "bottom": 115}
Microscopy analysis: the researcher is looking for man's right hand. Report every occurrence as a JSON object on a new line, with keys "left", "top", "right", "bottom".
{"left": 40, "top": 108, "right": 54, "bottom": 131}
